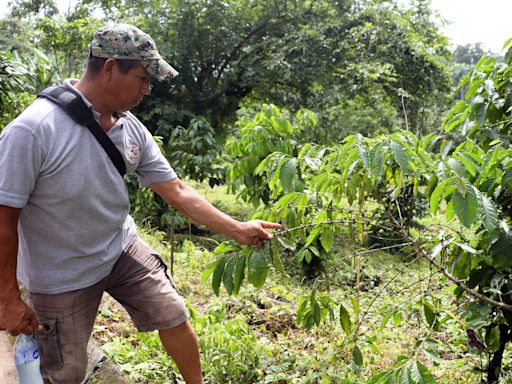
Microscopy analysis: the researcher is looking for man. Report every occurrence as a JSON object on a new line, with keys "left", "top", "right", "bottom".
{"left": 0, "top": 23, "right": 280, "bottom": 384}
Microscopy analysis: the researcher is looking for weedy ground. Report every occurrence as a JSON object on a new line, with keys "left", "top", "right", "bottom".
{"left": 91, "top": 184, "right": 511, "bottom": 384}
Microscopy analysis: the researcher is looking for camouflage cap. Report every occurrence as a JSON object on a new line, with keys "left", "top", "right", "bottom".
{"left": 89, "top": 23, "right": 178, "bottom": 81}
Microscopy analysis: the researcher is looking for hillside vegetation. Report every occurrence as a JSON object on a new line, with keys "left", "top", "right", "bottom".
{"left": 1, "top": 1, "right": 511, "bottom": 382}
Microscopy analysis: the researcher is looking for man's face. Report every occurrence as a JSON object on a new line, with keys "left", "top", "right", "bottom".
{"left": 110, "top": 63, "right": 152, "bottom": 112}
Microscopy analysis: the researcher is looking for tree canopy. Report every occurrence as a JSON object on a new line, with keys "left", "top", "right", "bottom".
{"left": 3, "top": 0, "right": 453, "bottom": 182}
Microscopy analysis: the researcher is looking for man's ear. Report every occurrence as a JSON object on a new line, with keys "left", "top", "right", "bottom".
{"left": 103, "top": 58, "right": 117, "bottom": 78}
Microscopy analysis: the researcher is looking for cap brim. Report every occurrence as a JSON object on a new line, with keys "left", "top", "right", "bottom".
{"left": 143, "top": 58, "right": 179, "bottom": 81}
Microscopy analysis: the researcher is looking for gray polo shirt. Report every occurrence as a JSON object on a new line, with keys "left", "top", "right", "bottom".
{"left": 0, "top": 79, "right": 176, "bottom": 294}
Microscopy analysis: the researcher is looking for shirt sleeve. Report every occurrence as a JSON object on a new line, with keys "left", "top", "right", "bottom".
{"left": 135, "top": 127, "right": 177, "bottom": 187}
{"left": 0, "top": 124, "right": 42, "bottom": 208}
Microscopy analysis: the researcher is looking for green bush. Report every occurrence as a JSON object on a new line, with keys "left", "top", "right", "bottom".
{"left": 191, "top": 302, "right": 264, "bottom": 384}
{"left": 102, "top": 301, "right": 265, "bottom": 384}
{"left": 103, "top": 332, "right": 179, "bottom": 383}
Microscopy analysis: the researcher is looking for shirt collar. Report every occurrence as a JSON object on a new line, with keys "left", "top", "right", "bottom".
{"left": 63, "top": 78, "right": 127, "bottom": 123}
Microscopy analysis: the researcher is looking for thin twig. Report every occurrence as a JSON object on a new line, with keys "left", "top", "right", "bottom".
{"left": 401, "top": 95, "right": 410, "bottom": 130}
{"left": 275, "top": 217, "right": 399, "bottom": 237}
{"left": 386, "top": 210, "right": 512, "bottom": 312}
{"left": 355, "top": 254, "right": 424, "bottom": 336}
{"left": 353, "top": 242, "right": 412, "bottom": 255}
{"left": 363, "top": 273, "right": 440, "bottom": 334}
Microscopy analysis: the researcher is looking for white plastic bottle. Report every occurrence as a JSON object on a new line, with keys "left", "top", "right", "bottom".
{"left": 13, "top": 333, "right": 44, "bottom": 384}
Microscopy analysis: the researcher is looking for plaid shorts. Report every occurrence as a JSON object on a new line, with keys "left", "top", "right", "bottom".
{"left": 27, "top": 235, "right": 189, "bottom": 384}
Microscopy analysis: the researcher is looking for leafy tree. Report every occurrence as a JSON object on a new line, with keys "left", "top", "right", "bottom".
{"left": 249, "top": 0, "right": 453, "bottom": 138}
{"left": 0, "top": 18, "right": 34, "bottom": 52}
{"left": 452, "top": 43, "right": 489, "bottom": 100}
{"left": 342, "top": 0, "right": 452, "bottom": 135}
{"left": 225, "top": 104, "right": 316, "bottom": 206}
{"left": 32, "top": 17, "right": 104, "bottom": 80}
{"left": 0, "top": 47, "right": 62, "bottom": 128}
{"left": 54, "top": 0, "right": 453, "bottom": 183}
{"left": 0, "top": 4, "right": 103, "bottom": 126}
{"left": 0, "top": 51, "right": 33, "bottom": 128}
{"left": 424, "top": 41, "right": 512, "bottom": 381}
{"left": 7, "top": 0, "right": 59, "bottom": 18}
{"left": 453, "top": 43, "right": 488, "bottom": 65}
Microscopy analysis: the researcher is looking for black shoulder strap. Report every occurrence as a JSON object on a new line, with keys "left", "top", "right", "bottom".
{"left": 38, "top": 86, "right": 126, "bottom": 177}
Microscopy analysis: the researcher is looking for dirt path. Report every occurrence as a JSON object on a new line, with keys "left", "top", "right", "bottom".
{"left": 0, "top": 332, "right": 18, "bottom": 384}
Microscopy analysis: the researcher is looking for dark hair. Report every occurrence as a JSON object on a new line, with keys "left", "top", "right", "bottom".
{"left": 85, "top": 52, "right": 141, "bottom": 76}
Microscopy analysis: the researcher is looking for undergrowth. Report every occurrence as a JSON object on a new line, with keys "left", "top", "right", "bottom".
{"left": 92, "top": 184, "right": 511, "bottom": 383}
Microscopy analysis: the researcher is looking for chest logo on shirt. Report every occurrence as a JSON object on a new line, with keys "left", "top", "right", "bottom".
{"left": 125, "top": 138, "right": 141, "bottom": 164}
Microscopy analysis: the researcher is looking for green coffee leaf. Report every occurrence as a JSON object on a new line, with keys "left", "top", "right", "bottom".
{"left": 247, "top": 249, "right": 269, "bottom": 288}
{"left": 320, "top": 226, "right": 334, "bottom": 252}
{"left": 271, "top": 238, "right": 285, "bottom": 274}
{"left": 453, "top": 184, "right": 478, "bottom": 227}
{"left": 312, "top": 296, "right": 322, "bottom": 326}
{"left": 351, "top": 296, "right": 360, "bottom": 318}
{"left": 276, "top": 235, "right": 297, "bottom": 250}
{"left": 370, "top": 142, "right": 385, "bottom": 181}
{"left": 409, "top": 360, "right": 437, "bottom": 383}
{"left": 232, "top": 255, "right": 246, "bottom": 295}
{"left": 279, "top": 157, "right": 298, "bottom": 192}
{"left": 202, "top": 259, "right": 219, "bottom": 283}
{"left": 213, "top": 241, "right": 240, "bottom": 255}
{"left": 352, "top": 345, "right": 364, "bottom": 371}
{"left": 305, "top": 226, "right": 322, "bottom": 247}
{"left": 479, "top": 192, "right": 499, "bottom": 231}
{"left": 398, "top": 366, "right": 412, "bottom": 384}
{"left": 485, "top": 325, "right": 501, "bottom": 353}
{"left": 429, "top": 177, "right": 455, "bottom": 214}
{"left": 222, "top": 255, "right": 237, "bottom": 295}
{"left": 356, "top": 145, "right": 369, "bottom": 174}
{"left": 380, "top": 311, "right": 394, "bottom": 330}
{"left": 423, "top": 301, "right": 437, "bottom": 328}
{"left": 339, "top": 303, "right": 352, "bottom": 336}
{"left": 490, "top": 227, "right": 512, "bottom": 270}
{"left": 452, "top": 241, "right": 478, "bottom": 254}
{"left": 212, "top": 256, "right": 226, "bottom": 296}
{"left": 390, "top": 139, "right": 409, "bottom": 174}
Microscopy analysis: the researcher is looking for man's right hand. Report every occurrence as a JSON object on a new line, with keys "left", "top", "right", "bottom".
{"left": 0, "top": 296, "right": 40, "bottom": 336}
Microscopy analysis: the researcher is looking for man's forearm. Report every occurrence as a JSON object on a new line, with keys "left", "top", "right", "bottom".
{"left": 151, "top": 179, "right": 281, "bottom": 246}
{"left": 0, "top": 206, "right": 21, "bottom": 300}
{"left": 152, "top": 180, "right": 242, "bottom": 237}
{"left": 0, "top": 205, "right": 40, "bottom": 335}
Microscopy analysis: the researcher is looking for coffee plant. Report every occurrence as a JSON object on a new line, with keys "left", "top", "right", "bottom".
{"left": 205, "top": 39, "right": 512, "bottom": 383}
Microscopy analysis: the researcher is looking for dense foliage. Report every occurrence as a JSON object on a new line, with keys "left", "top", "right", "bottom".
{"left": 1, "top": 0, "right": 453, "bottom": 182}
{"left": 207, "top": 40, "right": 512, "bottom": 383}
{"left": 2, "top": 0, "right": 512, "bottom": 382}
